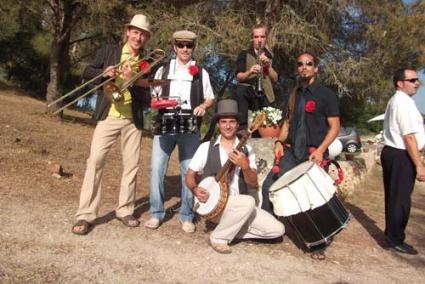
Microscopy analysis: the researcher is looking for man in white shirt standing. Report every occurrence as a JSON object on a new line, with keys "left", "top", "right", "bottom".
{"left": 145, "top": 30, "right": 214, "bottom": 233}
{"left": 186, "top": 99, "right": 284, "bottom": 254}
{"left": 381, "top": 67, "right": 425, "bottom": 255}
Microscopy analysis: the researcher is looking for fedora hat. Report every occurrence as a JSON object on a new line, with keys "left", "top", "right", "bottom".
{"left": 213, "top": 99, "right": 241, "bottom": 121}
{"left": 126, "top": 14, "right": 152, "bottom": 35}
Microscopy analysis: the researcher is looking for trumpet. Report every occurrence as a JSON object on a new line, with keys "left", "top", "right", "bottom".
{"left": 49, "top": 49, "right": 167, "bottom": 115}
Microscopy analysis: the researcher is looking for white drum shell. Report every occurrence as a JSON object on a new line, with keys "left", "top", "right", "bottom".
{"left": 194, "top": 176, "right": 221, "bottom": 215}
{"left": 268, "top": 161, "right": 337, "bottom": 217}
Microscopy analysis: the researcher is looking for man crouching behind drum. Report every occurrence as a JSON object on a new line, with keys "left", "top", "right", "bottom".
{"left": 145, "top": 30, "right": 214, "bottom": 233}
{"left": 186, "top": 99, "right": 284, "bottom": 254}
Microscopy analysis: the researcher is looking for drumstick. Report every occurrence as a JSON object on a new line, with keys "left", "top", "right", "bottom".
{"left": 272, "top": 152, "right": 283, "bottom": 174}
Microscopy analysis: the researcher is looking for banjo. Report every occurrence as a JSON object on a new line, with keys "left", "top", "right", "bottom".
{"left": 193, "top": 112, "right": 265, "bottom": 220}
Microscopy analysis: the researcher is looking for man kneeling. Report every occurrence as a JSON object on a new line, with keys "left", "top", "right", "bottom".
{"left": 186, "top": 99, "right": 285, "bottom": 254}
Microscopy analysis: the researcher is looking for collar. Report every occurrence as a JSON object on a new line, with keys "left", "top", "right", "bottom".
{"left": 395, "top": 90, "right": 413, "bottom": 100}
{"left": 298, "top": 79, "right": 319, "bottom": 93}
{"left": 213, "top": 135, "right": 239, "bottom": 147}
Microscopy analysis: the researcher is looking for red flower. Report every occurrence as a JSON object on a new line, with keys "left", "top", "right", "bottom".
{"left": 188, "top": 65, "right": 199, "bottom": 76}
{"left": 305, "top": 100, "right": 316, "bottom": 113}
{"left": 139, "top": 60, "right": 150, "bottom": 74}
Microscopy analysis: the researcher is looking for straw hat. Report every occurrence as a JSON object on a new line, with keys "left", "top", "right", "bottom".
{"left": 126, "top": 14, "right": 152, "bottom": 35}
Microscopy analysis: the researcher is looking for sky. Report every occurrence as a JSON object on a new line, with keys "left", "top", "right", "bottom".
{"left": 412, "top": 71, "right": 425, "bottom": 113}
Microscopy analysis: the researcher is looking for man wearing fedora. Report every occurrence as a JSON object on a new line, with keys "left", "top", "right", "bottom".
{"left": 145, "top": 30, "right": 214, "bottom": 233}
{"left": 186, "top": 99, "right": 284, "bottom": 253}
{"left": 72, "top": 14, "right": 152, "bottom": 235}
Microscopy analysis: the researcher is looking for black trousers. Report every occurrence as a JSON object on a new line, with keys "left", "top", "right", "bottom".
{"left": 234, "top": 85, "right": 269, "bottom": 129}
{"left": 380, "top": 146, "right": 416, "bottom": 245}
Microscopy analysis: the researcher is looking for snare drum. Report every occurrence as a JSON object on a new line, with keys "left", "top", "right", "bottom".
{"left": 152, "top": 110, "right": 197, "bottom": 135}
{"left": 269, "top": 161, "right": 351, "bottom": 248}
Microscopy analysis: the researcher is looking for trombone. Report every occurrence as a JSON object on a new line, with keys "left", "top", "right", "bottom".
{"left": 49, "top": 49, "right": 167, "bottom": 115}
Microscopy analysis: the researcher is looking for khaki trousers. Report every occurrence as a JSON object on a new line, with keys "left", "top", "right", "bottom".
{"left": 76, "top": 116, "right": 142, "bottom": 222}
{"left": 210, "top": 195, "right": 285, "bottom": 244}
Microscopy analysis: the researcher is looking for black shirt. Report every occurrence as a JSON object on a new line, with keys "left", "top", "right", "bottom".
{"left": 287, "top": 80, "right": 339, "bottom": 147}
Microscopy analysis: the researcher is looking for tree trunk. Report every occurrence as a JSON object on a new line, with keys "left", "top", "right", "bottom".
{"left": 45, "top": 0, "right": 82, "bottom": 116}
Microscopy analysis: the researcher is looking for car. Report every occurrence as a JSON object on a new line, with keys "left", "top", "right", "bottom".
{"left": 337, "top": 126, "right": 362, "bottom": 153}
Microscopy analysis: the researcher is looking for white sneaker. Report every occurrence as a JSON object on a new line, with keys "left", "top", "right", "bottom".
{"left": 144, "top": 217, "right": 161, "bottom": 229}
{"left": 181, "top": 221, "right": 195, "bottom": 233}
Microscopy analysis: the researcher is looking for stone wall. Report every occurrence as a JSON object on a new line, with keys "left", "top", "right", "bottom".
{"left": 247, "top": 138, "right": 379, "bottom": 204}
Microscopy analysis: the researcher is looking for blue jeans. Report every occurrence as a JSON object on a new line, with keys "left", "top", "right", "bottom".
{"left": 149, "top": 133, "right": 200, "bottom": 222}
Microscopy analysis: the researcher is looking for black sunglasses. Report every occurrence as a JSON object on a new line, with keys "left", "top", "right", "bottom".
{"left": 404, "top": 78, "right": 419, "bottom": 83}
{"left": 297, "top": 61, "right": 314, "bottom": 67}
{"left": 175, "top": 42, "right": 195, "bottom": 49}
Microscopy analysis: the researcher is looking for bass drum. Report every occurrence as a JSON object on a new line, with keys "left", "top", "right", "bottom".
{"left": 268, "top": 161, "right": 351, "bottom": 248}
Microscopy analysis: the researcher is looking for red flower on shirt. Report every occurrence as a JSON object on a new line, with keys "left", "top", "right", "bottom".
{"left": 188, "top": 65, "right": 199, "bottom": 76}
{"left": 139, "top": 60, "right": 151, "bottom": 74}
{"left": 305, "top": 100, "right": 316, "bottom": 113}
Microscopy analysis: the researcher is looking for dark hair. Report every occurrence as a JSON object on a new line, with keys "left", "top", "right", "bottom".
{"left": 251, "top": 23, "right": 268, "bottom": 36}
{"left": 297, "top": 51, "right": 319, "bottom": 66}
{"left": 392, "top": 68, "right": 417, "bottom": 88}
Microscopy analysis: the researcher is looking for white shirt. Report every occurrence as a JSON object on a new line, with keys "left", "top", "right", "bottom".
{"left": 188, "top": 135, "right": 257, "bottom": 196}
{"left": 383, "top": 90, "right": 425, "bottom": 150}
{"left": 152, "top": 59, "right": 215, "bottom": 110}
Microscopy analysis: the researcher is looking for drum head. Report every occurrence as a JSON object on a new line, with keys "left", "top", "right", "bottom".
{"left": 195, "top": 177, "right": 221, "bottom": 215}
{"left": 268, "top": 161, "right": 337, "bottom": 217}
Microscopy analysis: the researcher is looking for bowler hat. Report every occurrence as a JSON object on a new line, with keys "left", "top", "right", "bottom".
{"left": 213, "top": 99, "right": 241, "bottom": 121}
{"left": 126, "top": 14, "right": 152, "bottom": 35}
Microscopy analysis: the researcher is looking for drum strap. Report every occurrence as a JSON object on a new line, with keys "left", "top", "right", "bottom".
{"left": 201, "top": 139, "right": 248, "bottom": 195}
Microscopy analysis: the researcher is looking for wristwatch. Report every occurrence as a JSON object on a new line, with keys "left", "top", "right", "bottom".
{"left": 274, "top": 140, "right": 285, "bottom": 146}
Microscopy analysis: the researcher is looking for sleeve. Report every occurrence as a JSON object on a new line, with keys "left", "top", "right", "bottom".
{"left": 188, "top": 142, "right": 209, "bottom": 172}
{"left": 235, "top": 51, "right": 247, "bottom": 76}
{"left": 151, "top": 66, "right": 164, "bottom": 97}
{"left": 201, "top": 69, "right": 215, "bottom": 100}
{"left": 83, "top": 45, "right": 108, "bottom": 83}
{"left": 396, "top": 101, "right": 422, "bottom": 136}
{"left": 325, "top": 89, "right": 340, "bottom": 117}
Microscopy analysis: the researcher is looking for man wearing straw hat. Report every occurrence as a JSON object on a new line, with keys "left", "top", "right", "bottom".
{"left": 72, "top": 14, "right": 152, "bottom": 235}
{"left": 186, "top": 99, "right": 284, "bottom": 254}
{"left": 145, "top": 30, "right": 214, "bottom": 233}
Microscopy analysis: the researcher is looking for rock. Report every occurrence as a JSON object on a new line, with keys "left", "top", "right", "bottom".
{"left": 46, "top": 161, "right": 63, "bottom": 176}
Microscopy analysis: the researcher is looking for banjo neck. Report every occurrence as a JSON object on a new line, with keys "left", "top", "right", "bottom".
{"left": 215, "top": 130, "right": 252, "bottom": 182}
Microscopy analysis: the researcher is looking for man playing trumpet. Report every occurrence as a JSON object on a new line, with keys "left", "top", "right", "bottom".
{"left": 72, "top": 14, "right": 152, "bottom": 235}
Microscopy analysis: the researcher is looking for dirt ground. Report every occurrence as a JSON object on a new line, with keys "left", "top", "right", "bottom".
{"left": 1, "top": 87, "right": 425, "bottom": 283}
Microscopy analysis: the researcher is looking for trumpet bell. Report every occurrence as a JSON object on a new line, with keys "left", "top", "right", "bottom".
{"left": 103, "top": 82, "right": 123, "bottom": 103}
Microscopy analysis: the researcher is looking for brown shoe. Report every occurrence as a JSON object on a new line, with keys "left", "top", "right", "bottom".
{"left": 117, "top": 215, "right": 140, "bottom": 227}
{"left": 209, "top": 241, "right": 232, "bottom": 254}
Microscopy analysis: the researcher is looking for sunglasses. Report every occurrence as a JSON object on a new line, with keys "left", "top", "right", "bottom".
{"left": 297, "top": 61, "right": 315, "bottom": 67}
{"left": 404, "top": 78, "right": 419, "bottom": 83}
{"left": 175, "top": 42, "right": 195, "bottom": 49}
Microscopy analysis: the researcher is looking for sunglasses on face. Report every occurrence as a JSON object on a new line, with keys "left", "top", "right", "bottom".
{"left": 297, "top": 61, "right": 315, "bottom": 67}
{"left": 404, "top": 78, "right": 420, "bottom": 83}
{"left": 175, "top": 42, "right": 195, "bottom": 49}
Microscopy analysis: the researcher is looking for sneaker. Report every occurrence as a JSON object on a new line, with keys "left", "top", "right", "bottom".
{"left": 181, "top": 221, "right": 195, "bottom": 233}
{"left": 144, "top": 217, "right": 161, "bottom": 230}
{"left": 209, "top": 241, "right": 232, "bottom": 254}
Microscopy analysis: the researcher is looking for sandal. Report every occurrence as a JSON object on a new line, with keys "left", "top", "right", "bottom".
{"left": 310, "top": 250, "right": 326, "bottom": 261}
{"left": 117, "top": 215, "right": 140, "bottom": 227}
{"left": 71, "top": 220, "right": 91, "bottom": 235}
